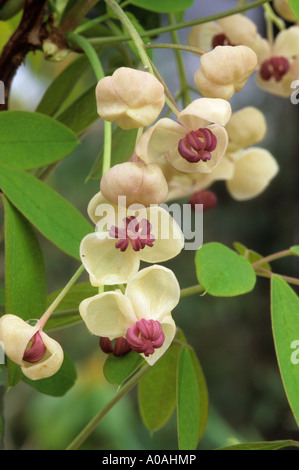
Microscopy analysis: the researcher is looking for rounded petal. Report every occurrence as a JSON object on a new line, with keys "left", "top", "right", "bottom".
{"left": 274, "top": 26, "right": 299, "bottom": 58}
{"left": 139, "top": 206, "right": 185, "bottom": 263}
{"left": 0, "top": 314, "right": 39, "bottom": 365}
{"left": 79, "top": 291, "right": 137, "bottom": 338}
{"left": 255, "top": 69, "right": 295, "bottom": 97}
{"left": 135, "top": 118, "right": 185, "bottom": 163}
{"left": 167, "top": 124, "right": 228, "bottom": 174}
{"left": 274, "top": 0, "right": 297, "bottom": 22}
{"left": 218, "top": 14, "right": 258, "bottom": 46}
{"left": 125, "top": 265, "right": 180, "bottom": 322}
{"left": 226, "top": 148, "right": 279, "bottom": 200}
{"left": 21, "top": 332, "right": 64, "bottom": 381}
{"left": 226, "top": 107, "right": 267, "bottom": 152}
{"left": 87, "top": 192, "right": 116, "bottom": 225}
{"left": 194, "top": 67, "right": 236, "bottom": 100}
{"left": 143, "top": 314, "right": 176, "bottom": 366}
{"left": 80, "top": 232, "right": 140, "bottom": 285}
{"left": 188, "top": 22, "right": 223, "bottom": 51}
{"left": 178, "top": 98, "right": 232, "bottom": 129}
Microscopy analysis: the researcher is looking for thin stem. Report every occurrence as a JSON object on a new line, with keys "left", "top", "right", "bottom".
{"left": 37, "top": 265, "right": 85, "bottom": 330}
{"left": 167, "top": 12, "right": 192, "bottom": 108}
{"left": 66, "top": 32, "right": 105, "bottom": 81}
{"left": 145, "top": 43, "right": 206, "bottom": 55}
{"left": 104, "top": 0, "right": 153, "bottom": 73}
{"left": 89, "top": 0, "right": 272, "bottom": 47}
{"left": 66, "top": 362, "right": 151, "bottom": 450}
{"left": 252, "top": 249, "right": 293, "bottom": 268}
{"left": 263, "top": 2, "right": 285, "bottom": 31}
{"left": 180, "top": 284, "right": 205, "bottom": 298}
{"left": 74, "top": 14, "right": 110, "bottom": 34}
{"left": 255, "top": 267, "right": 299, "bottom": 287}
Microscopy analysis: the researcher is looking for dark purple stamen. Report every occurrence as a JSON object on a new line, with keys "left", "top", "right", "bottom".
{"left": 212, "top": 33, "right": 234, "bottom": 48}
{"left": 126, "top": 319, "right": 165, "bottom": 357}
{"left": 99, "top": 337, "right": 132, "bottom": 356}
{"left": 109, "top": 216, "right": 155, "bottom": 252}
{"left": 260, "top": 56, "right": 290, "bottom": 82}
{"left": 178, "top": 128, "right": 217, "bottom": 163}
{"left": 23, "top": 331, "right": 46, "bottom": 364}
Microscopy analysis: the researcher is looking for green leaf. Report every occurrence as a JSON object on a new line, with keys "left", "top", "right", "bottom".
{"left": 271, "top": 275, "right": 299, "bottom": 427}
{"left": 290, "top": 245, "right": 299, "bottom": 256}
{"left": 289, "top": 0, "right": 299, "bottom": 19}
{"left": 233, "top": 242, "right": 271, "bottom": 271}
{"left": 22, "top": 353, "right": 77, "bottom": 397}
{"left": 195, "top": 242, "right": 256, "bottom": 297}
{"left": 0, "top": 289, "right": 5, "bottom": 307}
{"left": 129, "top": 0, "right": 194, "bottom": 13}
{"left": 0, "top": 164, "right": 92, "bottom": 259}
{"left": 103, "top": 351, "right": 144, "bottom": 385}
{"left": 56, "top": 84, "right": 99, "bottom": 135}
{"left": 0, "top": 111, "right": 79, "bottom": 169}
{"left": 87, "top": 126, "right": 138, "bottom": 180}
{"left": 177, "top": 347, "right": 209, "bottom": 450}
{"left": 4, "top": 197, "right": 47, "bottom": 321}
{"left": 138, "top": 330, "right": 186, "bottom": 432}
{"left": 218, "top": 440, "right": 299, "bottom": 450}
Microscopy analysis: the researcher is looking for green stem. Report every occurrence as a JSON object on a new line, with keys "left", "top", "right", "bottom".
{"left": 145, "top": 43, "right": 206, "bottom": 55}
{"left": 180, "top": 284, "right": 205, "bottom": 298}
{"left": 255, "top": 267, "right": 299, "bottom": 287}
{"left": 167, "top": 13, "right": 192, "bottom": 108}
{"left": 37, "top": 264, "right": 85, "bottom": 330}
{"left": 74, "top": 14, "right": 110, "bottom": 34}
{"left": 263, "top": 2, "right": 285, "bottom": 32}
{"left": 89, "top": 0, "right": 272, "bottom": 46}
{"left": 104, "top": 0, "right": 153, "bottom": 72}
{"left": 252, "top": 249, "right": 293, "bottom": 268}
{"left": 66, "top": 362, "right": 151, "bottom": 450}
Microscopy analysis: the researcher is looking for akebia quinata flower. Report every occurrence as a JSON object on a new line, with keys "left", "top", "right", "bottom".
{"left": 80, "top": 198, "right": 185, "bottom": 286}
{"left": 136, "top": 98, "right": 231, "bottom": 174}
{"left": 0, "top": 314, "right": 64, "bottom": 380}
{"left": 273, "top": 0, "right": 297, "bottom": 22}
{"left": 193, "top": 45, "right": 258, "bottom": 100}
{"left": 96, "top": 67, "right": 165, "bottom": 130}
{"left": 256, "top": 26, "right": 299, "bottom": 97}
{"left": 79, "top": 265, "right": 180, "bottom": 365}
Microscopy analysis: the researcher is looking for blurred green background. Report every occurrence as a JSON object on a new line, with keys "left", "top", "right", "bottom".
{"left": 1, "top": 0, "right": 299, "bottom": 450}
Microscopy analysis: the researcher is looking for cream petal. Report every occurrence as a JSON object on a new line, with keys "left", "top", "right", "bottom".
{"left": 274, "top": 26, "right": 299, "bottom": 58}
{"left": 226, "top": 107, "right": 267, "bottom": 152}
{"left": 178, "top": 98, "right": 232, "bottom": 129}
{"left": 142, "top": 314, "right": 177, "bottom": 366}
{"left": 21, "top": 333, "right": 64, "bottom": 380}
{"left": 167, "top": 124, "right": 228, "bottom": 174}
{"left": 226, "top": 148, "right": 279, "bottom": 200}
{"left": 188, "top": 22, "right": 223, "bottom": 51}
{"left": 96, "top": 76, "right": 128, "bottom": 121}
{"left": 0, "top": 314, "right": 40, "bottom": 365}
{"left": 80, "top": 233, "right": 140, "bottom": 285}
{"left": 125, "top": 265, "right": 180, "bottom": 322}
{"left": 79, "top": 291, "right": 137, "bottom": 338}
{"left": 135, "top": 118, "right": 186, "bottom": 163}
{"left": 138, "top": 206, "right": 184, "bottom": 263}
{"left": 255, "top": 70, "right": 294, "bottom": 97}
{"left": 218, "top": 14, "right": 257, "bottom": 46}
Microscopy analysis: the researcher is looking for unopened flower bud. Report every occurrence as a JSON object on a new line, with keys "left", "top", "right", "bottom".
{"left": 226, "top": 107, "right": 267, "bottom": 153}
{"left": 194, "top": 45, "right": 258, "bottom": 100}
{"left": 273, "top": 0, "right": 297, "bottom": 22}
{"left": 99, "top": 336, "right": 132, "bottom": 356}
{"left": 189, "top": 190, "right": 218, "bottom": 212}
{"left": 100, "top": 162, "right": 169, "bottom": 207}
{"left": 96, "top": 67, "right": 165, "bottom": 130}
{"left": 0, "top": 314, "right": 64, "bottom": 380}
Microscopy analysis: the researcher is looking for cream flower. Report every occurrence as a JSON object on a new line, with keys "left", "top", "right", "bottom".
{"left": 96, "top": 67, "right": 165, "bottom": 130}
{"left": 100, "top": 161, "right": 168, "bottom": 207}
{"left": 256, "top": 26, "right": 299, "bottom": 97}
{"left": 188, "top": 14, "right": 268, "bottom": 61}
{"left": 80, "top": 193, "right": 184, "bottom": 286}
{"left": 274, "top": 0, "right": 297, "bottom": 22}
{"left": 0, "top": 314, "right": 64, "bottom": 380}
{"left": 135, "top": 98, "right": 231, "bottom": 174}
{"left": 225, "top": 106, "right": 267, "bottom": 153}
{"left": 226, "top": 148, "right": 279, "bottom": 200}
{"left": 193, "top": 45, "right": 258, "bottom": 100}
{"left": 79, "top": 265, "right": 180, "bottom": 366}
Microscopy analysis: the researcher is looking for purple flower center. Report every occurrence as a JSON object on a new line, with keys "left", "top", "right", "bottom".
{"left": 126, "top": 319, "right": 165, "bottom": 357}
{"left": 260, "top": 56, "right": 290, "bottom": 82}
{"left": 178, "top": 128, "right": 217, "bottom": 163}
{"left": 212, "top": 33, "right": 234, "bottom": 48}
{"left": 99, "top": 336, "right": 132, "bottom": 356}
{"left": 23, "top": 331, "right": 46, "bottom": 364}
{"left": 109, "top": 216, "right": 155, "bottom": 252}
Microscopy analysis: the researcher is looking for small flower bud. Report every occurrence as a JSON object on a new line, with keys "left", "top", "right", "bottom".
{"left": 189, "top": 190, "right": 218, "bottom": 212}
{"left": 226, "top": 107, "right": 267, "bottom": 153}
{"left": 96, "top": 67, "right": 165, "bottom": 130}
{"left": 194, "top": 45, "right": 258, "bottom": 100}
{"left": 99, "top": 336, "right": 132, "bottom": 356}
{"left": 273, "top": 0, "right": 297, "bottom": 22}
{"left": 100, "top": 161, "right": 169, "bottom": 207}
{"left": 0, "top": 314, "right": 64, "bottom": 380}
